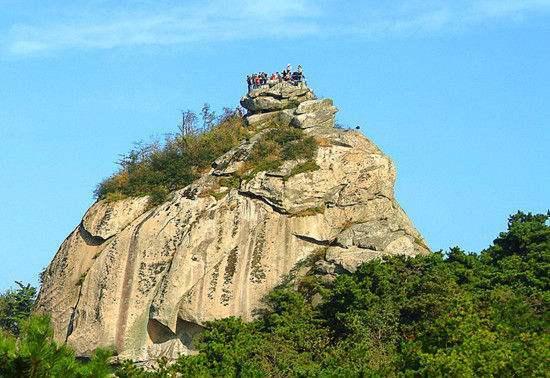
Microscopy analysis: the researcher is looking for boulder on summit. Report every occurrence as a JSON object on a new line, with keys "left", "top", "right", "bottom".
{"left": 242, "top": 82, "right": 338, "bottom": 130}
{"left": 240, "top": 82, "right": 315, "bottom": 113}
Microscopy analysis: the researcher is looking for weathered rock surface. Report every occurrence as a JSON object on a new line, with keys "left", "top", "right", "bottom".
{"left": 82, "top": 197, "right": 150, "bottom": 240}
{"left": 240, "top": 82, "right": 315, "bottom": 113}
{"left": 291, "top": 100, "right": 338, "bottom": 129}
{"left": 37, "top": 86, "right": 429, "bottom": 363}
{"left": 242, "top": 83, "right": 338, "bottom": 131}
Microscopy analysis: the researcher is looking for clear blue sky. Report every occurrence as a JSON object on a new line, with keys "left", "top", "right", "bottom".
{"left": 0, "top": 1, "right": 549, "bottom": 291}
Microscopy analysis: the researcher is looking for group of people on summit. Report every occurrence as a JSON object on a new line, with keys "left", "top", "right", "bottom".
{"left": 246, "top": 64, "right": 305, "bottom": 92}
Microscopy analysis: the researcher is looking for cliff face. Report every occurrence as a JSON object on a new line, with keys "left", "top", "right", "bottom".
{"left": 36, "top": 82, "right": 429, "bottom": 362}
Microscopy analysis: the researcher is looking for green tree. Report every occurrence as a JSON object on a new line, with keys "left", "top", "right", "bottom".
{"left": 3, "top": 211, "right": 547, "bottom": 376}
{"left": 0, "top": 315, "right": 113, "bottom": 377}
{"left": 0, "top": 281, "right": 37, "bottom": 335}
{"left": 201, "top": 103, "right": 216, "bottom": 130}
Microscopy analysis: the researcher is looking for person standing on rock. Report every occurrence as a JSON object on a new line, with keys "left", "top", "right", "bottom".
{"left": 246, "top": 75, "right": 252, "bottom": 92}
{"left": 282, "top": 64, "right": 292, "bottom": 81}
{"left": 296, "top": 65, "right": 305, "bottom": 87}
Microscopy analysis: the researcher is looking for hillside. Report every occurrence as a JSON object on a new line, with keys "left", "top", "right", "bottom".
{"left": 35, "top": 82, "right": 429, "bottom": 363}
{"left": 2, "top": 211, "right": 548, "bottom": 376}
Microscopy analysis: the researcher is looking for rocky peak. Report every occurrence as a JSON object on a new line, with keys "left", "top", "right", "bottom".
{"left": 241, "top": 82, "right": 338, "bottom": 130}
{"left": 36, "top": 83, "right": 429, "bottom": 364}
{"left": 240, "top": 81, "right": 315, "bottom": 113}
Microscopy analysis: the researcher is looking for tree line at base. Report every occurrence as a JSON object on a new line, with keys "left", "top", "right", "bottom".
{"left": 1, "top": 211, "right": 548, "bottom": 377}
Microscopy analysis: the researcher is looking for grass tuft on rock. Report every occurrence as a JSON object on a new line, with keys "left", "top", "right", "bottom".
{"left": 287, "top": 160, "right": 320, "bottom": 179}
{"left": 244, "top": 126, "right": 318, "bottom": 177}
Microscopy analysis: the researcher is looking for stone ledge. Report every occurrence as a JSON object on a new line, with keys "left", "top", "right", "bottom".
{"left": 244, "top": 98, "right": 338, "bottom": 130}
{"left": 240, "top": 82, "right": 315, "bottom": 113}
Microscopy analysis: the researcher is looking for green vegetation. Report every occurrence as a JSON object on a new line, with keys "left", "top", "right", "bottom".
{"left": 289, "top": 205, "right": 326, "bottom": 217}
{"left": 0, "top": 282, "right": 36, "bottom": 336}
{"left": 205, "top": 126, "right": 319, "bottom": 199}
{"left": 95, "top": 110, "right": 248, "bottom": 206}
{"left": 0, "top": 283, "right": 112, "bottom": 376}
{"left": 218, "top": 176, "right": 241, "bottom": 189}
{"left": 287, "top": 160, "right": 320, "bottom": 179}
{"left": 2, "top": 211, "right": 547, "bottom": 376}
{"left": 95, "top": 109, "right": 319, "bottom": 207}
{"left": 243, "top": 127, "right": 318, "bottom": 178}
{"left": 134, "top": 211, "right": 550, "bottom": 376}
{"left": 0, "top": 315, "right": 112, "bottom": 377}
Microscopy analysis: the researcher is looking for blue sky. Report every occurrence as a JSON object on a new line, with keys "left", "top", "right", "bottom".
{"left": 0, "top": 0, "right": 549, "bottom": 290}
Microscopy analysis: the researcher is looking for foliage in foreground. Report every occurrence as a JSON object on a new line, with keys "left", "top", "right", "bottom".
{"left": 1, "top": 211, "right": 548, "bottom": 377}
{"left": 0, "top": 315, "right": 112, "bottom": 377}
{"left": 0, "top": 281, "right": 36, "bottom": 337}
{"left": 158, "top": 212, "right": 548, "bottom": 377}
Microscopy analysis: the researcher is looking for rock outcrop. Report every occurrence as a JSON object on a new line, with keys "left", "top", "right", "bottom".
{"left": 36, "top": 82, "right": 429, "bottom": 363}
{"left": 240, "top": 82, "right": 315, "bottom": 113}
{"left": 240, "top": 83, "right": 337, "bottom": 130}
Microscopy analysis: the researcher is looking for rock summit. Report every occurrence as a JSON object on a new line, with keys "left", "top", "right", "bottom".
{"left": 37, "top": 81, "right": 430, "bottom": 363}
{"left": 240, "top": 82, "right": 337, "bottom": 130}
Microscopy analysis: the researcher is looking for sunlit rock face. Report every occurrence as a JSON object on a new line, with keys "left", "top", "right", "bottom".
{"left": 240, "top": 82, "right": 315, "bottom": 113}
{"left": 36, "top": 84, "right": 429, "bottom": 363}
{"left": 240, "top": 82, "right": 337, "bottom": 130}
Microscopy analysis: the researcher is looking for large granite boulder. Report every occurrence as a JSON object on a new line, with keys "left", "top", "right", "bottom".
{"left": 245, "top": 97, "right": 339, "bottom": 131}
{"left": 244, "top": 110, "right": 294, "bottom": 130}
{"left": 36, "top": 89, "right": 429, "bottom": 364}
{"left": 240, "top": 82, "right": 315, "bottom": 113}
{"left": 291, "top": 99, "right": 338, "bottom": 129}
